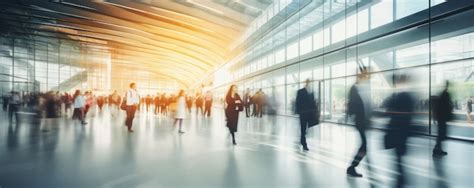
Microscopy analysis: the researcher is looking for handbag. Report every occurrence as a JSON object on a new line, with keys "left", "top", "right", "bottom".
{"left": 120, "top": 99, "right": 127, "bottom": 111}
{"left": 120, "top": 90, "right": 129, "bottom": 111}
{"left": 308, "top": 99, "right": 320, "bottom": 128}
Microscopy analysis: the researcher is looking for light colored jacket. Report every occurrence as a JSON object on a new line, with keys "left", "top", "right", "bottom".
{"left": 73, "top": 95, "right": 85, "bottom": 108}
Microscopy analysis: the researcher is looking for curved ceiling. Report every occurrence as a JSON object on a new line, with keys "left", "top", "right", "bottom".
{"left": 0, "top": 0, "right": 274, "bottom": 88}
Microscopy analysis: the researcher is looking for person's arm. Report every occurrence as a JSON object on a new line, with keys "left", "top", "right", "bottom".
{"left": 295, "top": 90, "right": 301, "bottom": 114}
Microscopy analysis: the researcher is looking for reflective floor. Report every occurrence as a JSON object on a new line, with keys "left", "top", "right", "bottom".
{"left": 0, "top": 106, "right": 473, "bottom": 188}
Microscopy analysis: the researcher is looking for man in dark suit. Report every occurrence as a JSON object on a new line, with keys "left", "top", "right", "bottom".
{"left": 295, "top": 79, "right": 317, "bottom": 151}
{"left": 346, "top": 67, "right": 371, "bottom": 178}
{"left": 433, "top": 81, "right": 453, "bottom": 156}
{"left": 243, "top": 88, "right": 252, "bottom": 118}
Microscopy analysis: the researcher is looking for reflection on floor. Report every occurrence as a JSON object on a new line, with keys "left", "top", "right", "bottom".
{"left": 0, "top": 106, "right": 473, "bottom": 187}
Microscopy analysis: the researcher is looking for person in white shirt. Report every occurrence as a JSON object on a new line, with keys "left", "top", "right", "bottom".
{"left": 204, "top": 91, "right": 213, "bottom": 117}
{"left": 125, "top": 83, "right": 140, "bottom": 132}
{"left": 72, "top": 90, "right": 87, "bottom": 125}
{"left": 174, "top": 90, "right": 186, "bottom": 134}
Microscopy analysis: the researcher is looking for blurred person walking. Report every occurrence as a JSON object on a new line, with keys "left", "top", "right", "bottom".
{"left": 383, "top": 74, "right": 416, "bottom": 187}
{"left": 433, "top": 81, "right": 453, "bottom": 156}
{"left": 2, "top": 92, "right": 10, "bottom": 111}
{"left": 295, "top": 79, "right": 319, "bottom": 151}
{"left": 109, "top": 90, "right": 120, "bottom": 116}
{"left": 154, "top": 93, "right": 161, "bottom": 115}
{"left": 346, "top": 67, "right": 371, "bottom": 177}
{"left": 8, "top": 91, "right": 22, "bottom": 124}
{"left": 97, "top": 95, "right": 105, "bottom": 111}
{"left": 186, "top": 95, "right": 193, "bottom": 113}
{"left": 64, "top": 92, "right": 73, "bottom": 115}
{"left": 124, "top": 83, "right": 140, "bottom": 132}
{"left": 173, "top": 90, "right": 186, "bottom": 134}
{"left": 466, "top": 97, "right": 472, "bottom": 123}
{"left": 225, "top": 85, "right": 243, "bottom": 145}
{"left": 243, "top": 88, "right": 252, "bottom": 118}
{"left": 145, "top": 95, "right": 152, "bottom": 112}
{"left": 83, "top": 91, "right": 93, "bottom": 117}
{"left": 195, "top": 94, "right": 204, "bottom": 115}
{"left": 256, "top": 90, "right": 266, "bottom": 118}
{"left": 204, "top": 91, "right": 213, "bottom": 117}
{"left": 72, "top": 90, "right": 87, "bottom": 125}
{"left": 251, "top": 91, "right": 258, "bottom": 117}
{"left": 160, "top": 93, "right": 167, "bottom": 115}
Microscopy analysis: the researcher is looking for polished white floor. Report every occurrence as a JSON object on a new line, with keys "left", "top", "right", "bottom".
{"left": 0, "top": 106, "right": 473, "bottom": 188}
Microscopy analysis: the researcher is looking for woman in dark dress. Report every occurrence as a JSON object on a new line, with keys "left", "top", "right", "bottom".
{"left": 225, "top": 85, "right": 243, "bottom": 145}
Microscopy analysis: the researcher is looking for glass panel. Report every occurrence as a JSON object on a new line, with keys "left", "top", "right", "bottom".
{"left": 370, "top": 0, "right": 394, "bottom": 29}
{"left": 299, "top": 35, "right": 312, "bottom": 55}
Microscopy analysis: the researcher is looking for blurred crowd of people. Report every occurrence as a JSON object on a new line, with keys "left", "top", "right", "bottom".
{"left": 1, "top": 67, "right": 459, "bottom": 187}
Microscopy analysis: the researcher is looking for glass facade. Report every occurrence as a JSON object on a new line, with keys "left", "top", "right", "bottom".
{"left": 0, "top": 35, "right": 179, "bottom": 97}
{"left": 212, "top": 0, "right": 474, "bottom": 140}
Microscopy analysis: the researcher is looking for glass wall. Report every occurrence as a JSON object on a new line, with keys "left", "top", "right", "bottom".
{"left": 0, "top": 33, "right": 180, "bottom": 100}
{"left": 0, "top": 35, "right": 110, "bottom": 97}
{"left": 212, "top": 0, "right": 474, "bottom": 140}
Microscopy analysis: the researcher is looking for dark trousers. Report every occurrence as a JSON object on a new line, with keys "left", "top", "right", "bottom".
{"left": 196, "top": 105, "right": 203, "bottom": 115}
{"left": 204, "top": 102, "right": 212, "bottom": 116}
{"left": 73, "top": 108, "right": 85, "bottom": 123}
{"left": 161, "top": 105, "right": 167, "bottom": 114}
{"left": 252, "top": 104, "right": 257, "bottom": 117}
{"left": 8, "top": 104, "right": 20, "bottom": 123}
{"left": 299, "top": 114, "right": 309, "bottom": 148}
{"left": 125, "top": 105, "right": 137, "bottom": 130}
{"left": 434, "top": 121, "right": 447, "bottom": 150}
{"left": 349, "top": 128, "right": 367, "bottom": 168}
{"left": 257, "top": 104, "right": 263, "bottom": 117}
{"left": 154, "top": 105, "right": 160, "bottom": 114}
{"left": 245, "top": 105, "right": 250, "bottom": 117}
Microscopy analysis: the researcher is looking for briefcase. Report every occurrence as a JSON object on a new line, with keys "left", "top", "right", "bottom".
{"left": 308, "top": 110, "right": 320, "bottom": 128}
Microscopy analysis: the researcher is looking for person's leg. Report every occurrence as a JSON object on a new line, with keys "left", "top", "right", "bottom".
{"left": 299, "top": 116, "right": 308, "bottom": 150}
{"left": 395, "top": 148, "right": 405, "bottom": 187}
{"left": 434, "top": 121, "right": 447, "bottom": 155}
{"left": 80, "top": 109, "right": 87, "bottom": 124}
{"left": 8, "top": 105, "right": 13, "bottom": 123}
{"left": 256, "top": 105, "right": 261, "bottom": 117}
{"left": 208, "top": 104, "right": 212, "bottom": 116}
{"left": 231, "top": 131, "right": 236, "bottom": 145}
{"left": 351, "top": 129, "right": 367, "bottom": 166}
{"left": 178, "top": 119, "right": 184, "bottom": 133}
{"left": 347, "top": 128, "right": 367, "bottom": 177}
{"left": 13, "top": 105, "right": 19, "bottom": 123}
{"left": 129, "top": 106, "right": 137, "bottom": 131}
{"left": 252, "top": 105, "right": 256, "bottom": 117}
{"left": 245, "top": 106, "right": 249, "bottom": 117}
{"left": 125, "top": 107, "right": 131, "bottom": 128}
